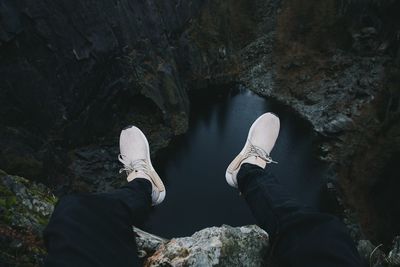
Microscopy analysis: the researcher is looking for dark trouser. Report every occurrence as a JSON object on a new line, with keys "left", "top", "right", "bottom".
{"left": 238, "top": 163, "right": 362, "bottom": 267}
{"left": 44, "top": 164, "right": 362, "bottom": 267}
{"left": 44, "top": 179, "right": 152, "bottom": 267}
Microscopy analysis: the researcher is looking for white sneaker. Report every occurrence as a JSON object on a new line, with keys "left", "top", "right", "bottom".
{"left": 225, "top": 113, "right": 280, "bottom": 188}
{"left": 118, "top": 126, "right": 166, "bottom": 205}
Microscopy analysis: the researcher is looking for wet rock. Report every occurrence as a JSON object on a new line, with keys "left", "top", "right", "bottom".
{"left": 145, "top": 225, "right": 269, "bottom": 267}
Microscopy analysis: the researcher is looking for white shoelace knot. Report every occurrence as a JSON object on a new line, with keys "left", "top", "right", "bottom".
{"left": 118, "top": 154, "right": 150, "bottom": 176}
{"left": 246, "top": 143, "right": 278, "bottom": 164}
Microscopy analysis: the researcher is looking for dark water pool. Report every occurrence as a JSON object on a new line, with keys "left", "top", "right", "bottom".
{"left": 144, "top": 87, "right": 327, "bottom": 238}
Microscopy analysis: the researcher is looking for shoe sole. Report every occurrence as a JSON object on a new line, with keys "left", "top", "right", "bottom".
{"left": 129, "top": 126, "right": 166, "bottom": 205}
{"left": 225, "top": 112, "right": 278, "bottom": 188}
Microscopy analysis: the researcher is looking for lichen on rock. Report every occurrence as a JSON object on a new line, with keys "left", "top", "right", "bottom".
{"left": 144, "top": 225, "right": 270, "bottom": 267}
{"left": 0, "top": 169, "right": 56, "bottom": 266}
{"left": 0, "top": 170, "right": 271, "bottom": 266}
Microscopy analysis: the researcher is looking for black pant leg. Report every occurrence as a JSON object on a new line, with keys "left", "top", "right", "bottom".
{"left": 238, "top": 163, "right": 362, "bottom": 267}
{"left": 43, "top": 179, "right": 152, "bottom": 267}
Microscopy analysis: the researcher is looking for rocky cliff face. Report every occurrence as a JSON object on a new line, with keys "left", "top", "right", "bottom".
{"left": 239, "top": 0, "right": 400, "bottom": 245}
{"left": 0, "top": 0, "right": 257, "bottom": 192}
{"left": 0, "top": 0, "right": 203, "bottom": 187}
{"left": 1, "top": 0, "right": 399, "bottom": 259}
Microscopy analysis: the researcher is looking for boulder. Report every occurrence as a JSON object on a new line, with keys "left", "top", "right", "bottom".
{"left": 143, "top": 225, "right": 269, "bottom": 267}
{"left": 0, "top": 169, "right": 56, "bottom": 266}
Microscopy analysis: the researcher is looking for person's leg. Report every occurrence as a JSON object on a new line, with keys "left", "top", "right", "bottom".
{"left": 238, "top": 163, "right": 362, "bottom": 267}
{"left": 44, "top": 178, "right": 152, "bottom": 267}
{"left": 44, "top": 125, "right": 167, "bottom": 267}
{"left": 226, "top": 113, "right": 362, "bottom": 267}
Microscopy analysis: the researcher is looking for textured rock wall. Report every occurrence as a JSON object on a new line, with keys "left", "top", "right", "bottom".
{"left": 276, "top": 0, "right": 400, "bottom": 246}
{"left": 239, "top": 0, "right": 400, "bottom": 245}
{"left": 0, "top": 0, "right": 203, "bottom": 183}
{"left": 0, "top": 0, "right": 258, "bottom": 191}
{"left": 0, "top": 0, "right": 201, "bottom": 128}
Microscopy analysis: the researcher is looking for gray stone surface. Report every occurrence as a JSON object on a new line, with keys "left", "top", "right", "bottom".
{"left": 144, "top": 225, "right": 269, "bottom": 267}
{"left": 133, "top": 227, "right": 168, "bottom": 258}
{"left": 0, "top": 169, "right": 56, "bottom": 266}
{"left": 387, "top": 237, "right": 400, "bottom": 266}
{"left": 323, "top": 114, "right": 354, "bottom": 135}
{"left": 238, "top": 0, "right": 400, "bottom": 245}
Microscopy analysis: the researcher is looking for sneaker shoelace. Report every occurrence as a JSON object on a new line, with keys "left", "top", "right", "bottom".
{"left": 118, "top": 154, "right": 151, "bottom": 176}
{"left": 246, "top": 142, "right": 278, "bottom": 164}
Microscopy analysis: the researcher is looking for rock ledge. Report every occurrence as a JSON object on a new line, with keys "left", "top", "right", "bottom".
{"left": 135, "top": 225, "right": 269, "bottom": 267}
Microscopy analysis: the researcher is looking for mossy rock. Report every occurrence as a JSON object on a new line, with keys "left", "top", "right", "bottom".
{"left": 0, "top": 169, "right": 57, "bottom": 266}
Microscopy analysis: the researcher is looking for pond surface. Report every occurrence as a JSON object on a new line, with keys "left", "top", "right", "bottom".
{"left": 144, "top": 87, "right": 327, "bottom": 238}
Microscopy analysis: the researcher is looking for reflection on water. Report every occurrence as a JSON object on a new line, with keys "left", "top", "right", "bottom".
{"left": 144, "top": 87, "right": 327, "bottom": 238}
